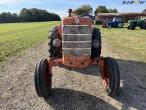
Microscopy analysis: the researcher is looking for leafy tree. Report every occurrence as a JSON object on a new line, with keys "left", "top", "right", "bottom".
{"left": 19, "top": 8, "right": 33, "bottom": 21}
{"left": 94, "top": 6, "right": 109, "bottom": 15}
{"left": 108, "top": 9, "right": 118, "bottom": 13}
{"left": 19, "top": 8, "right": 61, "bottom": 22}
{"left": 73, "top": 5, "right": 93, "bottom": 15}
{"left": 0, "top": 12, "right": 19, "bottom": 23}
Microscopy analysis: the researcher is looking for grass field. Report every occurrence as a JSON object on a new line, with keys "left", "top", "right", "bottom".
{"left": 0, "top": 21, "right": 60, "bottom": 62}
{"left": 0, "top": 22, "right": 146, "bottom": 62}
{"left": 98, "top": 25, "right": 146, "bottom": 62}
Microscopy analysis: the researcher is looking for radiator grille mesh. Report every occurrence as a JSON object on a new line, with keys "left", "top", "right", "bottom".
{"left": 62, "top": 25, "right": 92, "bottom": 56}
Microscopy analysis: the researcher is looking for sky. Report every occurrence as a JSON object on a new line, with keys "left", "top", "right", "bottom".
{"left": 0, "top": 0, "right": 145, "bottom": 17}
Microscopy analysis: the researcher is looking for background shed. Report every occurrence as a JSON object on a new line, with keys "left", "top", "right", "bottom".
{"left": 96, "top": 13, "right": 146, "bottom": 23}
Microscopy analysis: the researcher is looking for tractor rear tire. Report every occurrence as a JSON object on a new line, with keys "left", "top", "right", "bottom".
{"left": 140, "top": 25, "right": 144, "bottom": 29}
{"left": 143, "top": 24, "right": 146, "bottom": 30}
{"left": 140, "top": 23, "right": 146, "bottom": 29}
{"left": 130, "top": 26, "right": 135, "bottom": 30}
{"left": 34, "top": 58, "right": 52, "bottom": 99}
{"left": 101, "top": 57, "right": 120, "bottom": 97}
{"left": 48, "top": 27, "right": 62, "bottom": 58}
{"left": 91, "top": 28, "right": 101, "bottom": 58}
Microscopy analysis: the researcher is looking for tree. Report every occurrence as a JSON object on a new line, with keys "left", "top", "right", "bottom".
{"left": 0, "top": 12, "right": 19, "bottom": 23}
{"left": 73, "top": 5, "right": 93, "bottom": 15}
{"left": 19, "top": 8, "right": 33, "bottom": 21}
{"left": 94, "top": 6, "right": 109, "bottom": 15}
{"left": 108, "top": 9, "right": 118, "bottom": 13}
{"left": 50, "top": 13, "right": 61, "bottom": 21}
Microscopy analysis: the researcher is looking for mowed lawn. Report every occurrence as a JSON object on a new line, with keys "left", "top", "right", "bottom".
{"left": 98, "top": 25, "right": 146, "bottom": 62}
{"left": 0, "top": 22, "right": 145, "bottom": 62}
{"left": 0, "top": 21, "right": 60, "bottom": 62}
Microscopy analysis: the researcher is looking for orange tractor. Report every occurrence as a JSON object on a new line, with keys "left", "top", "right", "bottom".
{"left": 34, "top": 9, "right": 120, "bottom": 99}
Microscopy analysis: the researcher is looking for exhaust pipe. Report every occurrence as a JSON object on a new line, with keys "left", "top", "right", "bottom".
{"left": 68, "top": 9, "right": 72, "bottom": 17}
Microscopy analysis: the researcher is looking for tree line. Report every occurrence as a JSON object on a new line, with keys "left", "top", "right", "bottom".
{"left": 73, "top": 5, "right": 118, "bottom": 16}
{"left": 73, "top": 5, "right": 146, "bottom": 15}
{"left": 0, "top": 8, "right": 61, "bottom": 23}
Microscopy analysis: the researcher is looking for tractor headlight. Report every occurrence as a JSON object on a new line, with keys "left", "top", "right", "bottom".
{"left": 53, "top": 39, "right": 61, "bottom": 48}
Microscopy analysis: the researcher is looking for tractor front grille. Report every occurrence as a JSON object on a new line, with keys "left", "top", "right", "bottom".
{"left": 62, "top": 25, "right": 92, "bottom": 56}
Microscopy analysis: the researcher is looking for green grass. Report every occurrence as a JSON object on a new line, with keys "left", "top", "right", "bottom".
{"left": 97, "top": 25, "right": 146, "bottom": 62}
{"left": 0, "top": 22, "right": 145, "bottom": 63}
{"left": 0, "top": 21, "right": 61, "bottom": 62}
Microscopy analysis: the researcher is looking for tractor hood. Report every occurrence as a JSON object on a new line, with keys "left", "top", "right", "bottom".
{"left": 63, "top": 16, "right": 92, "bottom": 25}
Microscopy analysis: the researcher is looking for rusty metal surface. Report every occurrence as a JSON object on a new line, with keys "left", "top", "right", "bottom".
{"left": 48, "top": 57, "right": 105, "bottom": 69}
{"left": 63, "top": 25, "right": 92, "bottom": 34}
{"left": 62, "top": 48, "right": 91, "bottom": 56}
{"left": 63, "top": 16, "right": 92, "bottom": 25}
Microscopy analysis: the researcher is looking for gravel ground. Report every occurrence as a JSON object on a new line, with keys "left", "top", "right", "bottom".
{"left": 0, "top": 40, "right": 146, "bottom": 110}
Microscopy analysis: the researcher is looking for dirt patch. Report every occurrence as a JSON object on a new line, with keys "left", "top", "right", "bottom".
{"left": 0, "top": 41, "right": 146, "bottom": 110}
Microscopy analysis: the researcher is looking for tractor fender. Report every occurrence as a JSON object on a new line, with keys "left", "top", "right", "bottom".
{"left": 57, "top": 25, "right": 62, "bottom": 39}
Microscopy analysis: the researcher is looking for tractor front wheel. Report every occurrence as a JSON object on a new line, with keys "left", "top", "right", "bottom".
{"left": 34, "top": 58, "right": 52, "bottom": 99}
{"left": 143, "top": 24, "right": 146, "bottom": 30}
{"left": 101, "top": 57, "right": 120, "bottom": 97}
